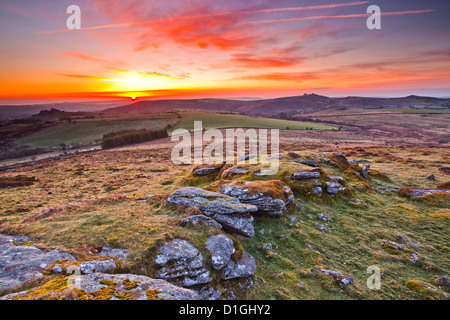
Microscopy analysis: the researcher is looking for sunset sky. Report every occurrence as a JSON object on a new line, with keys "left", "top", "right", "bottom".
{"left": 0, "top": 0, "right": 449, "bottom": 103}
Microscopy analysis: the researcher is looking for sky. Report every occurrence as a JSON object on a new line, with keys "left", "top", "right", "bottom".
{"left": 0, "top": 0, "right": 449, "bottom": 103}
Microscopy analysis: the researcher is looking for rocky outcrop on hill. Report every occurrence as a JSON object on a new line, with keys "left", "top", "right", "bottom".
{"left": 168, "top": 187, "right": 257, "bottom": 237}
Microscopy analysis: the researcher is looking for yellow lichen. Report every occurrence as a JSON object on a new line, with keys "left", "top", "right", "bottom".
{"left": 122, "top": 278, "right": 140, "bottom": 290}
{"left": 146, "top": 289, "right": 163, "bottom": 300}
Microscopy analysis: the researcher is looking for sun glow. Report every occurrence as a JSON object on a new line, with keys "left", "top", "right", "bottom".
{"left": 101, "top": 70, "right": 177, "bottom": 94}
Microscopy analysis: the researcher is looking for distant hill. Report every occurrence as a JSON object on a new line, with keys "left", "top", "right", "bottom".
{"left": 0, "top": 101, "right": 125, "bottom": 120}
{"left": 1, "top": 95, "right": 449, "bottom": 120}
{"left": 104, "top": 94, "right": 450, "bottom": 116}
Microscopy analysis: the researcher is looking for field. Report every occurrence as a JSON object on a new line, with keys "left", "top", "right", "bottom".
{"left": 15, "top": 112, "right": 336, "bottom": 149}
{"left": 17, "top": 113, "right": 179, "bottom": 148}
{"left": 170, "top": 112, "right": 337, "bottom": 132}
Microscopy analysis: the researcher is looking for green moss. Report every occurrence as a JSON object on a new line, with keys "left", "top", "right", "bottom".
{"left": 405, "top": 280, "right": 440, "bottom": 300}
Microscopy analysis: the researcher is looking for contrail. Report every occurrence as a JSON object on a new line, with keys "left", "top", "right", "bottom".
{"left": 245, "top": 9, "right": 435, "bottom": 25}
{"left": 36, "top": 1, "right": 369, "bottom": 34}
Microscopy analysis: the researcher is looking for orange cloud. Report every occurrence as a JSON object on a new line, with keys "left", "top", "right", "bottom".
{"left": 231, "top": 54, "right": 300, "bottom": 68}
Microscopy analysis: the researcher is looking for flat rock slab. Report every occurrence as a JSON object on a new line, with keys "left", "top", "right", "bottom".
{"left": 79, "top": 259, "right": 117, "bottom": 275}
{"left": 193, "top": 167, "right": 218, "bottom": 176}
{"left": 294, "top": 160, "right": 318, "bottom": 167}
{"left": 219, "top": 180, "right": 294, "bottom": 217}
{"left": 0, "top": 234, "right": 75, "bottom": 291}
{"left": 402, "top": 188, "right": 450, "bottom": 197}
{"left": 292, "top": 171, "right": 321, "bottom": 179}
{"left": 99, "top": 247, "right": 129, "bottom": 259}
{"left": 1, "top": 273, "right": 199, "bottom": 300}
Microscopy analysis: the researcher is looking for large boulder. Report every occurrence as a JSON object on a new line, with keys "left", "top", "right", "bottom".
{"left": 219, "top": 180, "right": 295, "bottom": 217}
{"left": 167, "top": 187, "right": 257, "bottom": 237}
{"left": 154, "top": 239, "right": 212, "bottom": 287}
{"left": 0, "top": 234, "right": 75, "bottom": 291}
{"left": 223, "top": 252, "right": 256, "bottom": 281}
{"left": 154, "top": 238, "right": 256, "bottom": 300}
{"left": 206, "top": 235, "right": 235, "bottom": 271}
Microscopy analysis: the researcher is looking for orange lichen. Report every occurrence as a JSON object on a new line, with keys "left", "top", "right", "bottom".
{"left": 146, "top": 289, "right": 163, "bottom": 300}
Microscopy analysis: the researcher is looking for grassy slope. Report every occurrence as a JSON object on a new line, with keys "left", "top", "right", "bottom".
{"left": 170, "top": 112, "right": 337, "bottom": 132}
{"left": 17, "top": 113, "right": 178, "bottom": 148}
{"left": 384, "top": 109, "right": 450, "bottom": 114}
{"left": 0, "top": 145, "right": 448, "bottom": 300}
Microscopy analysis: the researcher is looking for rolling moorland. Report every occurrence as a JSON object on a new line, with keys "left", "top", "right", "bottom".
{"left": 0, "top": 95, "right": 449, "bottom": 300}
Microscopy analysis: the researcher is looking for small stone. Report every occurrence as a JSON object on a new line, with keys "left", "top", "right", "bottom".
{"left": 292, "top": 171, "right": 320, "bottom": 179}
{"left": 312, "top": 187, "right": 323, "bottom": 197}
{"left": 409, "top": 253, "right": 419, "bottom": 264}
{"left": 295, "top": 160, "right": 318, "bottom": 167}
{"left": 52, "top": 264, "right": 63, "bottom": 273}
{"left": 259, "top": 243, "right": 273, "bottom": 250}
{"left": 315, "top": 223, "right": 329, "bottom": 232}
{"left": 193, "top": 167, "right": 217, "bottom": 176}
{"left": 223, "top": 252, "right": 256, "bottom": 281}
{"left": 315, "top": 269, "right": 353, "bottom": 286}
{"left": 436, "top": 276, "right": 450, "bottom": 286}
{"left": 318, "top": 212, "right": 331, "bottom": 222}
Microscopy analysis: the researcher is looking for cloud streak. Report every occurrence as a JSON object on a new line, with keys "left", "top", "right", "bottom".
{"left": 245, "top": 9, "right": 435, "bottom": 25}
{"left": 36, "top": 1, "right": 370, "bottom": 34}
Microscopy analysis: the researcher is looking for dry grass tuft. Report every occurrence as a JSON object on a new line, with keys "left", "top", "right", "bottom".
{"left": 20, "top": 195, "right": 129, "bottom": 224}
{"left": 0, "top": 175, "right": 36, "bottom": 188}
